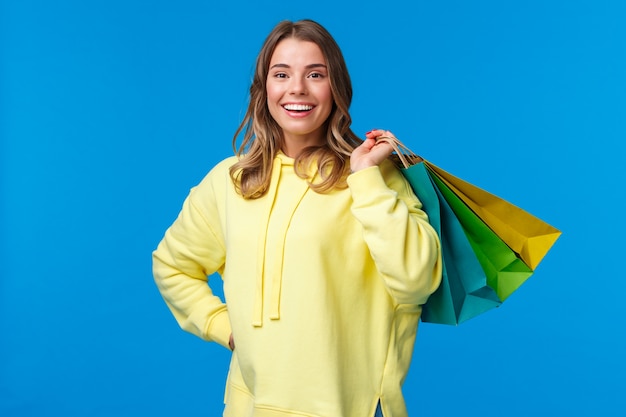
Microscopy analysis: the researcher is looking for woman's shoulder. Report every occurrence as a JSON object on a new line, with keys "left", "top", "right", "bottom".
{"left": 195, "top": 155, "right": 238, "bottom": 181}
{"left": 193, "top": 155, "right": 239, "bottom": 192}
{"left": 210, "top": 155, "right": 239, "bottom": 173}
{"left": 379, "top": 157, "right": 420, "bottom": 199}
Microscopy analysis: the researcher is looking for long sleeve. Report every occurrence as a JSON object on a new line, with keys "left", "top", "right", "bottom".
{"left": 347, "top": 160, "right": 442, "bottom": 306}
{"left": 152, "top": 175, "right": 231, "bottom": 349}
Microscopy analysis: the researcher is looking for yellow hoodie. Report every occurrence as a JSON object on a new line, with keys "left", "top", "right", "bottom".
{"left": 153, "top": 153, "right": 442, "bottom": 417}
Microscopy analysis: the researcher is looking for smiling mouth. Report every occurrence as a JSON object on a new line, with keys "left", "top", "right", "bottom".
{"left": 282, "top": 104, "right": 314, "bottom": 112}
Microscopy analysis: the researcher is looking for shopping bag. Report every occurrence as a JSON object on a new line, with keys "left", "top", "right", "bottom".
{"left": 380, "top": 135, "right": 561, "bottom": 324}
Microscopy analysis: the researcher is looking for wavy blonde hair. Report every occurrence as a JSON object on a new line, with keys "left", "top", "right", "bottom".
{"left": 229, "top": 19, "right": 362, "bottom": 199}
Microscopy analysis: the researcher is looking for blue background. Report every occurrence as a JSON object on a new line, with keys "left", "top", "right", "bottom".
{"left": 2, "top": 0, "right": 624, "bottom": 416}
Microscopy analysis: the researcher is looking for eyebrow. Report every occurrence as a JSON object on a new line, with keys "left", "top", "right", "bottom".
{"left": 269, "top": 63, "right": 327, "bottom": 70}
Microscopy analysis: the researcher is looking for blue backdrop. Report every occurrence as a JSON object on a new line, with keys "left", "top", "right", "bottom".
{"left": 2, "top": 0, "right": 625, "bottom": 416}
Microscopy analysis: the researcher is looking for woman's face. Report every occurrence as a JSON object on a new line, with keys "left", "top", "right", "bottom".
{"left": 266, "top": 38, "right": 333, "bottom": 156}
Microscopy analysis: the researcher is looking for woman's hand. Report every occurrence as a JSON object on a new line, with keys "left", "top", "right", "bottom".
{"left": 350, "top": 129, "right": 396, "bottom": 173}
{"left": 229, "top": 333, "right": 235, "bottom": 351}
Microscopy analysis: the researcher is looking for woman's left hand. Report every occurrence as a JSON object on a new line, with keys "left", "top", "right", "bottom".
{"left": 350, "top": 129, "right": 396, "bottom": 173}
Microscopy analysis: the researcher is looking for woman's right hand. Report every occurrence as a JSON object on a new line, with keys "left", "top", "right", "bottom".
{"left": 229, "top": 334, "right": 235, "bottom": 351}
{"left": 350, "top": 129, "right": 396, "bottom": 173}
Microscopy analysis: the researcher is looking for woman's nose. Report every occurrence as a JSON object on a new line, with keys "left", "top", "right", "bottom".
{"left": 289, "top": 77, "right": 307, "bottom": 95}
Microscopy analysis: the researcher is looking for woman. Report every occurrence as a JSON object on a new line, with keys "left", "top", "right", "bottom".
{"left": 153, "top": 19, "right": 441, "bottom": 417}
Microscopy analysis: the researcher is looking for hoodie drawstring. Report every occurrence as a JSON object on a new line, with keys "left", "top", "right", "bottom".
{"left": 252, "top": 155, "right": 310, "bottom": 327}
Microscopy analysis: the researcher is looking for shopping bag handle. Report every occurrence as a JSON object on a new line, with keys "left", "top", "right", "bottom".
{"left": 376, "top": 135, "right": 423, "bottom": 168}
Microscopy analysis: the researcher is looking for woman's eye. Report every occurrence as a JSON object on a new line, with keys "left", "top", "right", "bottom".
{"left": 309, "top": 73, "right": 324, "bottom": 78}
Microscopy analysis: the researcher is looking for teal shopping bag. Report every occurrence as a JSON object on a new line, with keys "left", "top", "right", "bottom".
{"left": 403, "top": 162, "right": 501, "bottom": 325}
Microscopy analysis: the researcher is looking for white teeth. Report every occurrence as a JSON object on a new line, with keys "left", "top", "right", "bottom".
{"left": 283, "top": 104, "right": 313, "bottom": 111}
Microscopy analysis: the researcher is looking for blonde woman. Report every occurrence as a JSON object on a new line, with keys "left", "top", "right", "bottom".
{"left": 153, "top": 19, "right": 441, "bottom": 417}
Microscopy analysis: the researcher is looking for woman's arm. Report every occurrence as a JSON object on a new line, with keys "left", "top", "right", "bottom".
{"left": 348, "top": 130, "right": 442, "bottom": 305}
{"left": 152, "top": 177, "right": 232, "bottom": 349}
